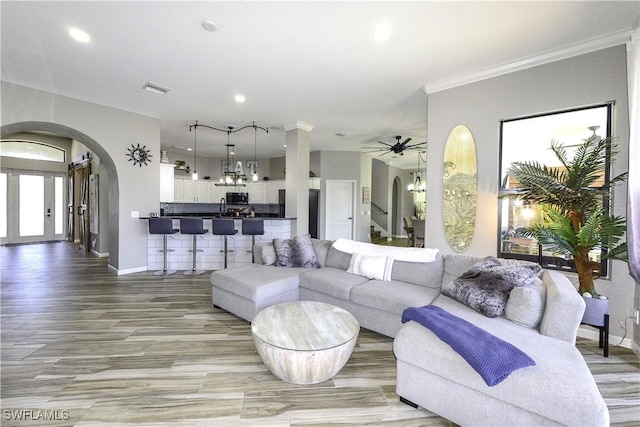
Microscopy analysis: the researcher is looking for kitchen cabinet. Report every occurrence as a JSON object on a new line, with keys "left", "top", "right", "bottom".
{"left": 211, "top": 184, "right": 226, "bottom": 203}
{"left": 247, "top": 182, "right": 265, "bottom": 204}
{"left": 265, "top": 180, "right": 285, "bottom": 203}
{"left": 196, "top": 181, "right": 210, "bottom": 202}
{"left": 173, "top": 179, "right": 184, "bottom": 202}
{"left": 309, "top": 177, "right": 321, "bottom": 190}
{"left": 182, "top": 180, "right": 196, "bottom": 202}
{"left": 160, "top": 164, "right": 175, "bottom": 202}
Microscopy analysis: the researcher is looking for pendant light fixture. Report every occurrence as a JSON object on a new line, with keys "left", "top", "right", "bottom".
{"left": 189, "top": 121, "right": 268, "bottom": 187}
{"left": 192, "top": 121, "right": 198, "bottom": 180}
{"left": 252, "top": 124, "right": 259, "bottom": 181}
{"left": 408, "top": 152, "right": 426, "bottom": 193}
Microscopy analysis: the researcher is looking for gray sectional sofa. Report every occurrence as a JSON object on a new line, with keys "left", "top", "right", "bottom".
{"left": 210, "top": 238, "right": 609, "bottom": 426}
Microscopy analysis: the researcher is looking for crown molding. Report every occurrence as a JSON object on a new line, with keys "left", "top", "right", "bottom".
{"left": 283, "top": 122, "right": 314, "bottom": 132}
{"left": 423, "top": 28, "right": 634, "bottom": 95}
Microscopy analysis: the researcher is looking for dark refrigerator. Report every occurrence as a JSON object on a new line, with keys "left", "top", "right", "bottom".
{"left": 278, "top": 189, "right": 319, "bottom": 239}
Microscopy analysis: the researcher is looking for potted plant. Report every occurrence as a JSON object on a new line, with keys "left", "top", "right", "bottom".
{"left": 506, "top": 135, "right": 628, "bottom": 298}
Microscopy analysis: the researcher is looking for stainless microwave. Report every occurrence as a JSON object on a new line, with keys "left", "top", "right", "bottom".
{"left": 226, "top": 192, "right": 249, "bottom": 204}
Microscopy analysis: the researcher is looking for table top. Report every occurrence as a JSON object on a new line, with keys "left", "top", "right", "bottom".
{"left": 251, "top": 301, "right": 359, "bottom": 352}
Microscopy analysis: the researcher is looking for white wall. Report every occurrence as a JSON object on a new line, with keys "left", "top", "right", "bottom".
{"left": 1, "top": 82, "right": 161, "bottom": 273}
{"left": 425, "top": 45, "right": 635, "bottom": 342}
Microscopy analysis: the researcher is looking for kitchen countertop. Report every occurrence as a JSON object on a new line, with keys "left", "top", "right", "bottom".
{"left": 140, "top": 216, "right": 295, "bottom": 220}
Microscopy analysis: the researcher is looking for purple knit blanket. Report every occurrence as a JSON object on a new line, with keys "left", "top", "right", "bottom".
{"left": 401, "top": 305, "right": 535, "bottom": 386}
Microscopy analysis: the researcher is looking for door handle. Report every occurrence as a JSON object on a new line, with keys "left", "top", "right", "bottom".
{"left": 347, "top": 217, "right": 353, "bottom": 220}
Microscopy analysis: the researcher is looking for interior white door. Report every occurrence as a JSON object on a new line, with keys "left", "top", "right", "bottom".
{"left": 325, "top": 180, "right": 354, "bottom": 240}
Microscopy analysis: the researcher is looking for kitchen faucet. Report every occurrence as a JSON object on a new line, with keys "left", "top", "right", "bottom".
{"left": 219, "top": 198, "right": 226, "bottom": 217}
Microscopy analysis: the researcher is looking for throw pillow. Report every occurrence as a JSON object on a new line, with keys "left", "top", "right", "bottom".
{"left": 505, "top": 277, "right": 546, "bottom": 328}
{"left": 293, "top": 234, "right": 321, "bottom": 268}
{"left": 261, "top": 244, "right": 277, "bottom": 266}
{"left": 273, "top": 234, "right": 321, "bottom": 268}
{"left": 311, "top": 239, "right": 333, "bottom": 267}
{"left": 442, "top": 256, "right": 542, "bottom": 318}
{"left": 347, "top": 253, "right": 394, "bottom": 281}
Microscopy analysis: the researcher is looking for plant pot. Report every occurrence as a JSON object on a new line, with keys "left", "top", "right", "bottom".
{"left": 581, "top": 296, "right": 609, "bottom": 327}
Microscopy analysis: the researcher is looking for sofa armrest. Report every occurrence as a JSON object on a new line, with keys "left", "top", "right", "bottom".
{"left": 539, "top": 270, "right": 585, "bottom": 344}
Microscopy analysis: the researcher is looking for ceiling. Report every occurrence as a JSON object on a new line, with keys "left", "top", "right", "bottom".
{"left": 2, "top": 1, "right": 638, "bottom": 169}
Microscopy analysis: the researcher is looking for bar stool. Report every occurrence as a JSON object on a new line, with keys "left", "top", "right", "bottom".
{"left": 180, "top": 217, "right": 208, "bottom": 276}
{"left": 242, "top": 219, "right": 265, "bottom": 263}
{"left": 148, "top": 218, "right": 180, "bottom": 276}
{"left": 212, "top": 219, "right": 238, "bottom": 269}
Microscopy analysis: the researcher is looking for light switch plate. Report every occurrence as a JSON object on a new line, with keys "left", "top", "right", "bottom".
{"left": 131, "top": 211, "right": 139, "bottom": 218}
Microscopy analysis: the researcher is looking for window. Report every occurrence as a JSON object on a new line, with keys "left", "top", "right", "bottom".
{"left": 498, "top": 103, "right": 612, "bottom": 274}
{"left": 0, "top": 140, "right": 66, "bottom": 162}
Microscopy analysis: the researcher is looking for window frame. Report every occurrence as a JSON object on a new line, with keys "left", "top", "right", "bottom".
{"left": 497, "top": 102, "right": 614, "bottom": 276}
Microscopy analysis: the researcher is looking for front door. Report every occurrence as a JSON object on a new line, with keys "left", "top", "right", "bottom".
{"left": 325, "top": 180, "right": 354, "bottom": 240}
{"left": 0, "top": 170, "right": 66, "bottom": 244}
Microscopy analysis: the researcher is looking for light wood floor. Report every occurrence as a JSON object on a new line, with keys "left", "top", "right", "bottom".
{"left": 1, "top": 242, "right": 638, "bottom": 426}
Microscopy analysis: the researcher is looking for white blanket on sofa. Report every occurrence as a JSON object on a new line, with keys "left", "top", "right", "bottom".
{"left": 332, "top": 238, "right": 439, "bottom": 263}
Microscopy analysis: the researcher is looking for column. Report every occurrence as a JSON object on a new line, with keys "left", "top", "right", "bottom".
{"left": 284, "top": 122, "right": 313, "bottom": 236}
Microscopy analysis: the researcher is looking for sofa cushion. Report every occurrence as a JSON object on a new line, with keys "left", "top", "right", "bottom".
{"left": 443, "top": 254, "right": 481, "bottom": 286}
{"left": 312, "top": 239, "right": 333, "bottom": 267}
{"left": 325, "top": 247, "right": 352, "bottom": 270}
{"left": 442, "top": 257, "right": 541, "bottom": 318}
{"left": 273, "top": 234, "right": 321, "bottom": 268}
{"left": 299, "top": 267, "right": 369, "bottom": 300}
{"left": 347, "top": 253, "right": 394, "bottom": 281}
{"left": 261, "top": 244, "right": 277, "bottom": 265}
{"left": 505, "top": 277, "right": 546, "bottom": 328}
{"left": 391, "top": 252, "right": 444, "bottom": 288}
{"left": 351, "top": 280, "right": 441, "bottom": 315}
{"left": 211, "top": 264, "right": 305, "bottom": 301}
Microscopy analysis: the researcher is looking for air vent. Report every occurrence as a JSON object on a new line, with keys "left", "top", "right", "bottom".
{"left": 142, "top": 82, "right": 170, "bottom": 95}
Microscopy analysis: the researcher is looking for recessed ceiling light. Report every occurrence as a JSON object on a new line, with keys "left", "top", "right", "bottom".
{"left": 372, "top": 22, "right": 392, "bottom": 42}
{"left": 235, "top": 94, "right": 246, "bottom": 103}
{"left": 69, "top": 28, "right": 91, "bottom": 43}
{"left": 202, "top": 20, "right": 218, "bottom": 32}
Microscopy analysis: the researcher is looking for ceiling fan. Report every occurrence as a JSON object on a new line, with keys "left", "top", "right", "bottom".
{"left": 364, "top": 135, "right": 427, "bottom": 156}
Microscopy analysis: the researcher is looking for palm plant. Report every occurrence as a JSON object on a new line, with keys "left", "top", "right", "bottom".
{"left": 506, "top": 136, "right": 627, "bottom": 295}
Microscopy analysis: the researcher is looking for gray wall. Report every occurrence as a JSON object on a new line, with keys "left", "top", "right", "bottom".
{"left": 2, "top": 82, "right": 161, "bottom": 273}
{"left": 426, "top": 45, "right": 635, "bottom": 344}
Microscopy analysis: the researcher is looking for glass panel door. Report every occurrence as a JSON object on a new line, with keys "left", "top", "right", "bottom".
{"left": 19, "top": 174, "right": 45, "bottom": 237}
{"left": 1, "top": 170, "right": 66, "bottom": 244}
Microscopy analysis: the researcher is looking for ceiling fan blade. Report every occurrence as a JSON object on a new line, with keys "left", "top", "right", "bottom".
{"left": 404, "top": 141, "right": 427, "bottom": 150}
{"left": 376, "top": 141, "right": 394, "bottom": 147}
{"left": 400, "top": 137, "right": 412, "bottom": 146}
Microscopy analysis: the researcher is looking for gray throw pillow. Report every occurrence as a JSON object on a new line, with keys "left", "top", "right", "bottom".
{"left": 273, "top": 234, "right": 321, "bottom": 268}
{"left": 442, "top": 256, "right": 542, "bottom": 318}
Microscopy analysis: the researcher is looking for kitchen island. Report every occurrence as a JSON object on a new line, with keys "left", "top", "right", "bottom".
{"left": 145, "top": 217, "right": 295, "bottom": 272}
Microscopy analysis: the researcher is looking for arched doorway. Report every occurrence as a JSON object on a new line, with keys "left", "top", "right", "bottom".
{"left": 1, "top": 121, "right": 119, "bottom": 264}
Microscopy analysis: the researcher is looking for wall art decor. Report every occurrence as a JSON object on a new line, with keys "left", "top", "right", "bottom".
{"left": 126, "top": 143, "right": 152, "bottom": 167}
{"left": 442, "top": 125, "right": 477, "bottom": 252}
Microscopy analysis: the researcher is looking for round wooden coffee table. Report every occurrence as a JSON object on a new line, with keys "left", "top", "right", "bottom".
{"left": 251, "top": 301, "right": 360, "bottom": 384}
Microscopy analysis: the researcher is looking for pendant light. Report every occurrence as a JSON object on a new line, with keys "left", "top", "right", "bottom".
{"left": 408, "top": 152, "right": 426, "bottom": 193}
{"left": 252, "top": 123, "right": 259, "bottom": 181}
{"left": 192, "top": 121, "right": 198, "bottom": 180}
{"left": 188, "top": 120, "right": 268, "bottom": 187}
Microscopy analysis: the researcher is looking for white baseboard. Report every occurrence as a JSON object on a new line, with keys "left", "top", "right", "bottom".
{"left": 578, "top": 325, "right": 632, "bottom": 349}
{"left": 108, "top": 265, "right": 147, "bottom": 275}
{"left": 91, "top": 249, "right": 109, "bottom": 258}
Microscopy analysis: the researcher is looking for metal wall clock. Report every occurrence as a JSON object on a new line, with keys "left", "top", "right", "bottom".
{"left": 126, "top": 143, "right": 152, "bottom": 167}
